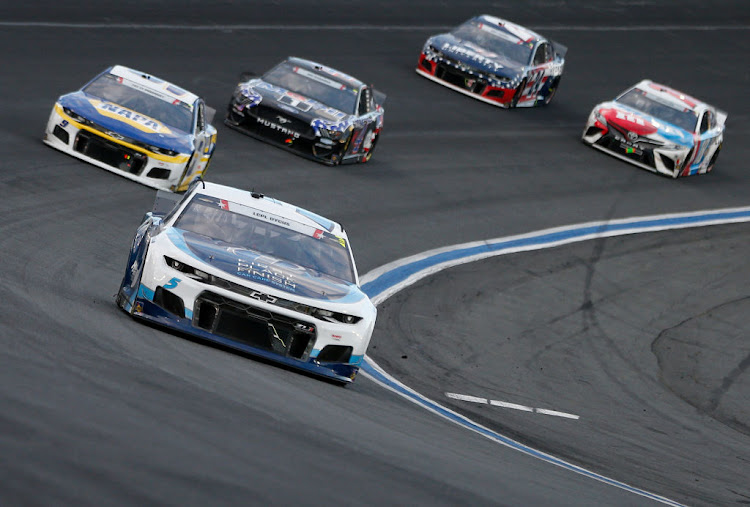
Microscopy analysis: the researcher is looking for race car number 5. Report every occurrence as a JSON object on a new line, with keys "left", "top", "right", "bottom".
{"left": 164, "top": 277, "right": 181, "bottom": 289}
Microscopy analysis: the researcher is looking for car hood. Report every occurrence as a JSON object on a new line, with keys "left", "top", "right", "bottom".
{"left": 167, "top": 229, "right": 365, "bottom": 303}
{"left": 58, "top": 92, "right": 193, "bottom": 153}
{"left": 429, "top": 34, "right": 524, "bottom": 80}
{"left": 242, "top": 79, "right": 355, "bottom": 126}
{"left": 597, "top": 101, "right": 694, "bottom": 147}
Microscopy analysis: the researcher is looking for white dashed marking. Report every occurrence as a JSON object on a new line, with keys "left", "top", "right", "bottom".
{"left": 448, "top": 393, "right": 579, "bottom": 420}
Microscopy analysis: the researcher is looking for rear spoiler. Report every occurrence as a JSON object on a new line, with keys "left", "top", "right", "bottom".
{"left": 551, "top": 40, "right": 568, "bottom": 59}
{"left": 715, "top": 108, "right": 728, "bottom": 128}
{"left": 373, "top": 89, "right": 387, "bottom": 107}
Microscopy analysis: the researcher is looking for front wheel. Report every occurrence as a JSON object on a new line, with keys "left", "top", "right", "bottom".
{"left": 706, "top": 143, "right": 722, "bottom": 172}
{"left": 510, "top": 79, "right": 527, "bottom": 108}
{"left": 543, "top": 77, "right": 561, "bottom": 106}
{"left": 360, "top": 129, "right": 380, "bottom": 163}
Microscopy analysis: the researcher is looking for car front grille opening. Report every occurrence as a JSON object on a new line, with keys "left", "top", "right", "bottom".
{"left": 74, "top": 131, "right": 147, "bottom": 175}
{"left": 419, "top": 59, "right": 433, "bottom": 72}
{"left": 585, "top": 126, "right": 601, "bottom": 137}
{"left": 316, "top": 345, "right": 353, "bottom": 364}
{"left": 485, "top": 89, "right": 505, "bottom": 99}
{"left": 147, "top": 168, "right": 171, "bottom": 179}
{"left": 193, "top": 292, "right": 317, "bottom": 360}
{"left": 53, "top": 125, "right": 69, "bottom": 145}
{"left": 153, "top": 286, "right": 185, "bottom": 318}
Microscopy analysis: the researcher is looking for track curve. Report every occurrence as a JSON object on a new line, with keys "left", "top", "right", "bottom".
{"left": 1, "top": 1, "right": 748, "bottom": 505}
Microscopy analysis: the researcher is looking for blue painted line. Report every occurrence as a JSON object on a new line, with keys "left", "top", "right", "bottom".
{"left": 357, "top": 206, "right": 750, "bottom": 506}
{"left": 362, "top": 208, "right": 750, "bottom": 299}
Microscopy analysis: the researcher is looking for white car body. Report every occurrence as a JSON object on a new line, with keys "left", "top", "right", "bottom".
{"left": 117, "top": 181, "right": 376, "bottom": 383}
{"left": 582, "top": 79, "right": 726, "bottom": 178}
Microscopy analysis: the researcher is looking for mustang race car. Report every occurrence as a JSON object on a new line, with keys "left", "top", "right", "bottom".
{"left": 225, "top": 57, "right": 385, "bottom": 165}
{"left": 416, "top": 14, "right": 566, "bottom": 108}
{"left": 44, "top": 65, "right": 217, "bottom": 192}
{"left": 582, "top": 80, "right": 726, "bottom": 178}
{"left": 116, "top": 181, "right": 376, "bottom": 383}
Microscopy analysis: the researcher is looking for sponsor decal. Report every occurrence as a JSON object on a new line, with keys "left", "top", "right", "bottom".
{"left": 91, "top": 99, "right": 171, "bottom": 134}
{"left": 441, "top": 43, "right": 504, "bottom": 72}
{"left": 256, "top": 117, "right": 300, "bottom": 138}
{"left": 237, "top": 259, "right": 297, "bottom": 291}
{"left": 276, "top": 115, "right": 291, "bottom": 124}
{"left": 627, "top": 131, "right": 638, "bottom": 142}
{"left": 294, "top": 66, "right": 347, "bottom": 90}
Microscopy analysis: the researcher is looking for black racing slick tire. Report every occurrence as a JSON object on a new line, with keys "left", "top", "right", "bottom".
{"left": 510, "top": 79, "right": 527, "bottom": 108}
{"left": 707, "top": 143, "right": 722, "bottom": 172}
{"left": 543, "top": 77, "right": 561, "bottom": 106}
{"left": 361, "top": 129, "right": 379, "bottom": 163}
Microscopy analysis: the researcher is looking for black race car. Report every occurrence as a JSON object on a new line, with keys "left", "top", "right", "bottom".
{"left": 226, "top": 57, "right": 385, "bottom": 165}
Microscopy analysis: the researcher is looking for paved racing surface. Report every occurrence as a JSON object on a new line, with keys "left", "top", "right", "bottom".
{"left": 1, "top": 1, "right": 749, "bottom": 505}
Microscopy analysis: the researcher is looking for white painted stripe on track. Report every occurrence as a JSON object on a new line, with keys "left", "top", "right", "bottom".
{"left": 445, "top": 392, "right": 488, "bottom": 404}
{"left": 490, "top": 400, "right": 535, "bottom": 412}
{"left": 1, "top": 21, "right": 749, "bottom": 31}
{"left": 536, "top": 408, "right": 580, "bottom": 420}
{"left": 358, "top": 205, "right": 750, "bottom": 506}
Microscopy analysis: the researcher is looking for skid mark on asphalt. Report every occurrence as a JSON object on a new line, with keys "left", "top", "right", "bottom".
{"left": 359, "top": 205, "right": 750, "bottom": 506}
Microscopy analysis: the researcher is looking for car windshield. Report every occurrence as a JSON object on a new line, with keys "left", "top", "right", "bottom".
{"left": 262, "top": 61, "right": 358, "bottom": 114}
{"left": 174, "top": 195, "right": 355, "bottom": 283}
{"left": 83, "top": 73, "right": 194, "bottom": 133}
{"left": 617, "top": 89, "right": 698, "bottom": 132}
{"left": 451, "top": 20, "right": 534, "bottom": 65}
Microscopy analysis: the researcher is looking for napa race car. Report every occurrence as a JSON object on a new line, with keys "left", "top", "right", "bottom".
{"left": 44, "top": 65, "right": 217, "bottom": 192}
{"left": 116, "top": 180, "right": 376, "bottom": 383}
{"left": 225, "top": 57, "right": 385, "bottom": 165}
{"left": 582, "top": 80, "right": 726, "bottom": 178}
{"left": 416, "top": 14, "right": 566, "bottom": 108}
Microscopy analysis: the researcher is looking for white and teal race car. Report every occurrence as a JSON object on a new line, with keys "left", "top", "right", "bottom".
{"left": 44, "top": 65, "right": 217, "bottom": 192}
{"left": 116, "top": 181, "right": 376, "bottom": 383}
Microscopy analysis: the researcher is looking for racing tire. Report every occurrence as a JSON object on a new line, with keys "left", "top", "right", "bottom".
{"left": 361, "top": 129, "right": 379, "bottom": 163}
{"left": 510, "top": 79, "right": 527, "bottom": 108}
{"left": 543, "top": 77, "right": 561, "bottom": 106}
{"left": 706, "top": 143, "right": 722, "bottom": 173}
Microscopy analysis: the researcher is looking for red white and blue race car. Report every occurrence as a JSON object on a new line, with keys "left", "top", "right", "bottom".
{"left": 582, "top": 80, "right": 726, "bottom": 178}
{"left": 116, "top": 181, "right": 376, "bottom": 383}
{"left": 416, "top": 14, "right": 566, "bottom": 108}
{"left": 44, "top": 65, "right": 217, "bottom": 192}
{"left": 226, "top": 57, "right": 385, "bottom": 165}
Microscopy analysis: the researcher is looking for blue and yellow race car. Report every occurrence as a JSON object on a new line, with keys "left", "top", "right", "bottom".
{"left": 44, "top": 65, "right": 217, "bottom": 192}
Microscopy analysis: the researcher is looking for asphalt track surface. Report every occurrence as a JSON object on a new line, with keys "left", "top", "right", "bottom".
{"left": 1, "top": 1, "right": 749, "bottom": 505}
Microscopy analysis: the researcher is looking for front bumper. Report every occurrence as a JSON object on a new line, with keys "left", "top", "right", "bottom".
{"left": 582, "top": 115, "right": 690, "bottom": 178}
{"left": 416, "top": 53, "right": 517, "bottom": 108}
{"left": 44, "top": 104, "right": 194, "bottom": 191}
{"left": 225, "top": 101, "right": 350, "bottom": 165}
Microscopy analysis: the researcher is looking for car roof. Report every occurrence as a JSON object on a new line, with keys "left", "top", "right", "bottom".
{"left": 108, "top": 65, "right": 200, "bottom": 106}
{"left": 630, "top": 79, "right": 710, "bottom": 114}
{"left": 472, "top": 14, "right": 545, "bottom": 45}
{"left": 193, "top": 182, "right": 346, "bottom": 236}
{"left": 284, "top": 57, "right": 365, "bottom": 89}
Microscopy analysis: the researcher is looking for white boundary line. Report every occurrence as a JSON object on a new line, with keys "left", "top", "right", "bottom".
{"left": 358, "top": 205, "right": 750, "bottom": 506}
{"left": 1, "top": 22, "right": 749, "bottom": 31}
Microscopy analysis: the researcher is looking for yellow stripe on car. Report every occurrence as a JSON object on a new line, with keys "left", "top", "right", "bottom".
{"left": 55, "top": 103, "right": 190, "bottom": 164}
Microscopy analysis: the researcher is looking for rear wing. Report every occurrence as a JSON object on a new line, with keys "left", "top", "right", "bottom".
{"left": 373, "top": 89, "right": 387, "bottom": 108}
{"left": 715, "top": 108, "right": 728, "bottom": 128}
{"left": 551, "top": 40, "right": 568, "bottom": 60}
{"left": 152, "top": 189, "right": 182, "bottom": 217}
